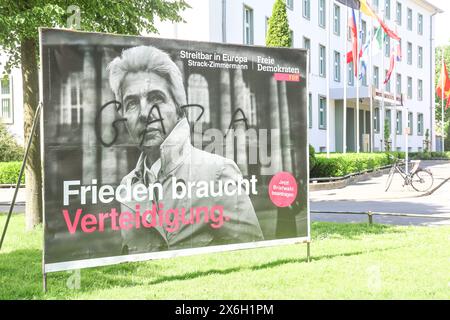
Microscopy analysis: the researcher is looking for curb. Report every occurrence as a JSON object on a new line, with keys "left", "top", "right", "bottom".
{"left": 0, "top": 202, "right": 25, "bottom": 206}
{"left": 416, "top": 176, "right": 450, "bottom": 198}
{"left": 309, "top": 167, "right": 392, "bottom": 191}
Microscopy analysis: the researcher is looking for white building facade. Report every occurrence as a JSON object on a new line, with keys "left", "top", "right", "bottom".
{"left": 0, "top": 54, "right": 24, "bottom": 143}
{"left": 0, "top": 0, "right": 442, "bottom": 152}
{"left": 153, "top": 0, "right": 443, "bottom": 153}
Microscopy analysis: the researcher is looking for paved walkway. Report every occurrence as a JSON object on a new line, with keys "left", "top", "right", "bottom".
{"left": 311, "top": 161, "right": 450, "bottom": 226}
{"left": 2, "top": 161, "right": 450, "bottom": 226}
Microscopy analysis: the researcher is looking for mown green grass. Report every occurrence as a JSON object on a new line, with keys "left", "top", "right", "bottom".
{"left": 1, "top": 214, "right": 449, "bottom": 299}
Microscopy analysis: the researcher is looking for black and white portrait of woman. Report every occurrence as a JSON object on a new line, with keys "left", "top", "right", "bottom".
{"left": 107, "top": 46, "right": 264, "bottom": 254}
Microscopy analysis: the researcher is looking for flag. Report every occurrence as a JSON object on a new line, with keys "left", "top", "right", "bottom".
{"left": 335, "top": 0, "right": 360, "bottom": 10}
{"left": 349, "top": 9, "right": 358, "bottom": 76}
{"left": 359, "top": 28, "right": 371, "bottom": 80}
{"left": 371, "top": 26, "right": 383, "bottom": 57}
{"left": 347, "top": 26, "right": 380, "bottom": 65}
{"left": 384, "top": 40, "right": 401, "bottom": 84}
{"left": 384, "top": 50, "right": 395, "bottom": 85}
{"left": 436, "top": 61, "right": 450, "bottom": 99}
{"left": 359, "top": 0, "right": 400, "bottom": 41}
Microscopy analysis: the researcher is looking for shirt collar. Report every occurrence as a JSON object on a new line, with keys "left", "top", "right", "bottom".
{"left": 133, "top": 117, "right": 191, "bottom": 183}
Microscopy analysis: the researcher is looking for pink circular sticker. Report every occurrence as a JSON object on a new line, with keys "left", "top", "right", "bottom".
{"left": 268, "top": 172, "right": 298, "bottom": 207}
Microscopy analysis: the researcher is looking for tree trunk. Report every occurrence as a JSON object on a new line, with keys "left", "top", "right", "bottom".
{"left": 21, "top": 38, "right": 42, "bottom": 231}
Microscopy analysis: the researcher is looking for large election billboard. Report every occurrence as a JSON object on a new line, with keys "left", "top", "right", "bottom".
{"left": 40, "top": 28, "right": 309, "bottom": 273}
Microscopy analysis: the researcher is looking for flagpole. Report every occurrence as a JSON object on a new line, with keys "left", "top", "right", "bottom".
{"left": 326, "top": 0, "right": 331, "bottom": 158}
{"left": 442, "top": 48, "right": 445, "bottom": 152}
{"left": 356, "top": 10, "right": 360, "bottom": 153}
{"left": 369, "top": 16, "right": 374, "bottom": 152}
{"left": 343, "top": 1, "right": 348, "bottom": 154}
{"left": 393, "top": 43, "right": 397, "bottom": 151}
{"left": 381, "top": 9, "right": 386, "bottom": 152}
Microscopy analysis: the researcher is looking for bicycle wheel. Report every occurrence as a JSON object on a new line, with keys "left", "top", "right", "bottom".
{"left": 385, "top": 166, "right": 395, "bottom": 192}
{"left": 411, "top": 169, "right": 434, "bottom": 192}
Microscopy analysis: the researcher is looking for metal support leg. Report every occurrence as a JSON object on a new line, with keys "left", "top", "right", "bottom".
{"left": 0, "top": 102, "right": 42, "bottom": 251}
{"left": 307, "top": 242, "right": 311, "bottom": 263}
{"left": 43, "top": 272, "right": 47, "bottom": 293}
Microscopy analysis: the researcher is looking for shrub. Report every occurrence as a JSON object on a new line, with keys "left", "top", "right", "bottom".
{"left": 0, "top": 122, "right": 23, "bottom": 162}
{"left": 311, "top": 153, "right": 392, "bottom": 178}
{"left": 0, "top": 162, "right": 23, "bottom": 184}
{"left": 309, "top": 144, "right": 316, "bottom": 171}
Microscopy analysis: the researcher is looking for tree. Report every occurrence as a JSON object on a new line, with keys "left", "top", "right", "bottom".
{"left": 384, "top": 119, "right": 391, "bottom": 152}
{"left": 0, "top": 0, "right": 189, "bottom": 230}
{"left": 266, "top": 0, "right": 292, "bottom": 48}
{"left": 435, "top": 45, "right": 450, "bottom": 151}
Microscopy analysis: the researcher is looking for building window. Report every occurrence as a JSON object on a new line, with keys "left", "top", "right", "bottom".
{"left": 418, "top": 46, "right": 423, "bottom": 68}
{"left": 309, "top": 93, "right": 313, "bottom": 128}
{"left": 334, "top": 51, "right": 341, "bottom": 82}
{"left": 319, "top": 95, "right": 327, "bottom": 129}
{"left": 304, "top": 37, "right": 311, "bottom": 72}
{"left": 407, "top": 8, "right": 413, "bottom": 31}
{"left": 396, "top": 110, "right": 402, "bottom": 134}
{"left": 417, "top": 113, "right": 424, "bottom": 135}
{"left": 373, "top": 0, "right": 379, "bottom": 12}
{"left": 407, "top": 76, "right": 413, "bottom": 99}
{"left": 243, "top": 6, "right": 254, "bottom": 45}
{"left": 362, "top": 70, "right": 367, "bottom": 87}
{"left": 286, "top": 0, "right": 293, "bottom": 10}
{"left": 60, "top": 73, "right": 82, "bottom": 127}
{"left": 303, "top": 0, "right": 311, "bottom": 20}
{"left": 319, "top": 44, "right": 326, "bottom": 77}
{"left": 0, "top": 76, "right": 13, "bottom": 124}
{"left": 408, "top": 112, "right": 413, "bottom": 135}
{"left": 385, "top": 34, "right": 390, "bottom": 57}
{"left": 361, "top": 20, "right": 367, "bottom": 44}
{"left": 265, "top": 16, "right": 269, "bottom": 38}
{"left": 418, "top": 79, "right": 423, "bottom": 101}
{"left": 349, "top": 62, "right": 354, "bottom": 86}
{"left": 385, "top": 0, "right": 391, "bottom": 20}
{"left": 334, "top": 4, "right": 340, "bottom": 35}
{"left": 373, "top": 66, "right": 379, "bottom": 89}
{"left": 290, "top": 30, "right": 294, "bottom": 47}
{"left": 418, "top": 13, "right": 423, "bottom": 35}
{"left": 396, "top": 73, "right": 402, "bottom": 94}
{"left": 385, "top": 70, "right": 391, "bottom": 92}
{"left": 319, "top": 0, "right": 326, "bottom": 28}
{"left": 396, "top": 2, "right": 402, "bottom": 25}
{"left": 385, "top": 109, "right": 392, "bottom": 134}
{"left": 374, "top": 107, "right": 380, "bottom": 133}
{"left": 407, "top": 42, "right": 412, "bottom": 65}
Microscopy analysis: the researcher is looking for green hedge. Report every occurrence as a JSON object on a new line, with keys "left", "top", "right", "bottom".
{"left": 401, "top": 152, "right": 450, "bottom": 160}
{"left": 311, "top": 153, "right": 393, "bottom": 178}
{"left": 0, "top": 162, "right": 24, "bottom": 184}
{"left": 311, "top": 151, "right": 450, "bottom": 178}
{"left": 0, "top": 122, "right": 23, "bottom": 162}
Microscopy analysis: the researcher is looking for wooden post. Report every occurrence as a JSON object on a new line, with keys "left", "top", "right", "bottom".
{"left": 307, "top": 242, "right": 311, "bottom": 263}
{"left": 368, "top": 211, "right": 373, "bottom": 225}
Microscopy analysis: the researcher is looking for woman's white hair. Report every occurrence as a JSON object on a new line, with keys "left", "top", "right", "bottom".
{"left": 108, "top": 45, "right": 186, "bottom": 117}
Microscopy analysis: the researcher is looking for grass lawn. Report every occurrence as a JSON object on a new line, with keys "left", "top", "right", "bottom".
{"left": 1, "top": 213, "right": 449, "bottom": 299}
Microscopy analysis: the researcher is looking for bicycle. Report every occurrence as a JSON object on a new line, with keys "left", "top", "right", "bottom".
{"left": 385, "top": 155, "right": 434, "bottom": 192}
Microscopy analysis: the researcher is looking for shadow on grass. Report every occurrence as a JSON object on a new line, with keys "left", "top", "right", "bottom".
{"left": 311, "top": 222, "right": 404, "bottom": 240}
{"left": 0, "top": 222, "right": 405, "bottom": 298}
{"left": 0, "top": 249, "right": 143, "bottom": 299}
{"left": 146, "top": 245, "right": 401, "bottom": 286}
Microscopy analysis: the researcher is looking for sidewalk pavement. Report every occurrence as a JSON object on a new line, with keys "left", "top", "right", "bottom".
{"left": 310, "top": 160, "right": 450, "bottom": 226}
{"left": 2, "top": 161, "right": 449, "bottom": 226}
{"left": 310, "top": 160, "right": 450, "bottom": 202}
{"left": 0, "top": 187, "right": 26, "bottom": 205}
